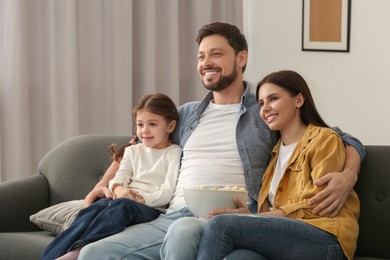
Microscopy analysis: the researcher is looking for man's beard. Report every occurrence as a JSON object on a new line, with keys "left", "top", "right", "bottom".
{"left": 202, "top": 63, "right": 238, "bottom": 92}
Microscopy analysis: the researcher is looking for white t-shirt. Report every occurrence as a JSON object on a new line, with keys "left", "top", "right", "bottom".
{"left": 108, "top": 143, "right": 181, "bottom": 211}
{"left": 168, "top": 102, "right": 245, "bottom": 213}
{"left": 268, "top": 142, "right": 297, "bottom": 206}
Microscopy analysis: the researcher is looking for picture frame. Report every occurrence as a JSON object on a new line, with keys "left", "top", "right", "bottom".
{"left": 302, "top": 0, "right": 351, "bottom": 52}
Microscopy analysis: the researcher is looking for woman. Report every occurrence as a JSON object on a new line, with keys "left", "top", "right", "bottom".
{"left": 196, "top": 70, "right": 360, "bottom": 260}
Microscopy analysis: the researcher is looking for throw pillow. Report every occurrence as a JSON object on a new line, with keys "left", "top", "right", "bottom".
{"left": 29, "top": 199, "right": 84, "bottom": 235}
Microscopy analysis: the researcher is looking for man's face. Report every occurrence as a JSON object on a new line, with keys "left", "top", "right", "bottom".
{"left": 197, "top": 35, "right": 239, "bottom": 92}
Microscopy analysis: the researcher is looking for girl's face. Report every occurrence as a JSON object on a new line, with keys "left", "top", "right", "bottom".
{"left": 258, "top": 83, "right": 303, "bottom": 131}
{"left": 135, "top": 110, "right": 176, "bottom": 149}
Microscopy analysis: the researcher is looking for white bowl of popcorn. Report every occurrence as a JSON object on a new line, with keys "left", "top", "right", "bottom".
{"left": 183, "top": 185, "right": 248, "bottom": 218}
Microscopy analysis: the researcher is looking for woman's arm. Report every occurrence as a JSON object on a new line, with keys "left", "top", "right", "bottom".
{"left": 279, "top": 132, "right": 346, "bottom": 219}
{"left": 308, "top": 145, "right": 360, "bottom": 217}
{"left": 306, "top": 127, "right": 363, "bottom": 217}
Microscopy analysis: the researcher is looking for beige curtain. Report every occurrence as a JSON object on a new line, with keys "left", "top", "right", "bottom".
{"left": 0, "top": 0, "right": 243, "bottom": 182}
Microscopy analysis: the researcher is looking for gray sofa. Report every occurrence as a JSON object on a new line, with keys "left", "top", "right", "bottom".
{"left": 0, "top": 134, "right": 389, "bottom": 260}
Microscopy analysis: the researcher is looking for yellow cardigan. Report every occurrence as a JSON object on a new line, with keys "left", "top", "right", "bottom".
{"left": 257, "top": 124, "right": 360, "bottom": 260}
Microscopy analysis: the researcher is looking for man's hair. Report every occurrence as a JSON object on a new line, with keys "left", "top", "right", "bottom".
{"left": 196, "top": 22, "right": 248, "bottom": 72}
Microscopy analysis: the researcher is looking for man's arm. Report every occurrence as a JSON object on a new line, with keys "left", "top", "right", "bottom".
{"left": 333, "top": 126, "right": 366, "bottom": 161}
{"left": 308, "top": 145, "right": 361, "bottom": 217}
{"left": 83, "top": 160, "right": 120, "bottom": 207}
{"left": 84, "top": 138, "right": 137, "bottom": 207}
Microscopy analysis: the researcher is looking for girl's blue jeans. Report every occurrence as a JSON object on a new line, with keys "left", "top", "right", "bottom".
{"left": 40, "top": 197, "right": 161, "bottom": 260}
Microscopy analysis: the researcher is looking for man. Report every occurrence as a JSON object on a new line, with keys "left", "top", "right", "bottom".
{"left": 79, "top": 22, "right": 365, "bottom": 259}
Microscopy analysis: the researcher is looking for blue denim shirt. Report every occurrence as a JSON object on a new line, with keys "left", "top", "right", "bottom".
{"left": 172, "top": 81, "right": 366, "bottom": 212}
{"left": 332, "top": 127, "right": 366, "bottom": 160}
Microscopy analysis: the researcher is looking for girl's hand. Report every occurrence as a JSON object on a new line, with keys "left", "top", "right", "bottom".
{"left": 128, "top": 189, "right": 145, "bottom": 204}
{"left": 113, "top": 186, "right": 135, "bottom": 200}
{"left": 113, "top": 186, "right": 145, "bottom": 204}
{"left": 207, "top": 197, "right": 251, "bottom": 218}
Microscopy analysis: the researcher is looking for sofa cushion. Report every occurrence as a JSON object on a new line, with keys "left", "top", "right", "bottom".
{"left": 354, "top": 145, "right": 390, "bottom": 259}
{"left": 0, "top": 231, "right": 53, "bottom": 260}
{"left": 30, "top": 200, "right": 83, "bottom": 235}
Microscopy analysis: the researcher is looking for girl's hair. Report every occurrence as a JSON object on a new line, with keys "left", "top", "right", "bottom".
{"left": 110, "top": 93, "right": 178, "bottom": 161}
{"left": 256, "top": 70, "right": 328, "bottom": 128}
{"left": 196, "top": 22, "right": 248, "bottom": 72}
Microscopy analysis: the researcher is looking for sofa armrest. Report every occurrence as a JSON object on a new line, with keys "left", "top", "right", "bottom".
{"left": 0, "top": 175, "right": 50, "bottom": 232}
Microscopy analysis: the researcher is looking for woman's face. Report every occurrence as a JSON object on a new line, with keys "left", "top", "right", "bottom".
{"left": 258, "top": 83, "right": 303, "bottom": 131}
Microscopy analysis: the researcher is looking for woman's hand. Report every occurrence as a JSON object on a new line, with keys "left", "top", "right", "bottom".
{"left": 207, "top": 197, "right": 251, "bottom": 218}
{"left": 260, "top": 209, "right": 287, "bottom": 217}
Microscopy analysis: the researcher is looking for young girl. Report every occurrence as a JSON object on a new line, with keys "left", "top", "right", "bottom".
{"left": 41, "top": 93, "right": 181, "bottom": 260}
{"left": 196, "top": 70, "right": 360, "bottom": 260}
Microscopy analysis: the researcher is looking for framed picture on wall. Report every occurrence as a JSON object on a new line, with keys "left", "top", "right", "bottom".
{"left": 302, "top": 0, "right": 351, "bottom": 52}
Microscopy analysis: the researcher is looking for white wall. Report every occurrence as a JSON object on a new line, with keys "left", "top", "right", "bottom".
{"left": 243, "top": 0, "right": 390, "bottom": 145}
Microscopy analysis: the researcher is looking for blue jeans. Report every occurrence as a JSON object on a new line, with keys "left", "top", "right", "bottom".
{"left": 160, "top": 217, "right": 268, "bottom": 260}
{"left": 41, "top": 198, "right": 161, "bottom": 260}
{"left": 160, "top": 217, "right": 207, "bottom": 259}
{"left": 197, "top": 214, "right": 347, "bottom": 260}
{"left": 78, "top": 207, "right": 194, "bottom": 260}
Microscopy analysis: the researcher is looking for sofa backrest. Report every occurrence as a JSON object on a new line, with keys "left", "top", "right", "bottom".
{"left": 38, "top": 134, "right": 131, "bottom": 205}
{"left": 354, "top": 145, "right": 390, "bottom": 259}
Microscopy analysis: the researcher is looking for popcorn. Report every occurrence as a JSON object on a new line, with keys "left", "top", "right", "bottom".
{"left": 192, "top": 185, "right": 247, "bottom": 192}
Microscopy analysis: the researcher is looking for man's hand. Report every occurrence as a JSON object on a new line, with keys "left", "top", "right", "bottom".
{"left": 84, "top": 186, "right": 113, "bottom": 208}
{"left": 207, "top": 197, "right": 251, "bottom": 218}
{"left": 309, "top": 145, "right": 360, "bottom": 217}
{"left": 83, "top": 160, "right": 120, "bottom": 207}
{"left": 308, "top": 170, "right": 356, "bottom": 217}
{"left": 129, "top": 138, "right": 138, "bottom": 145}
